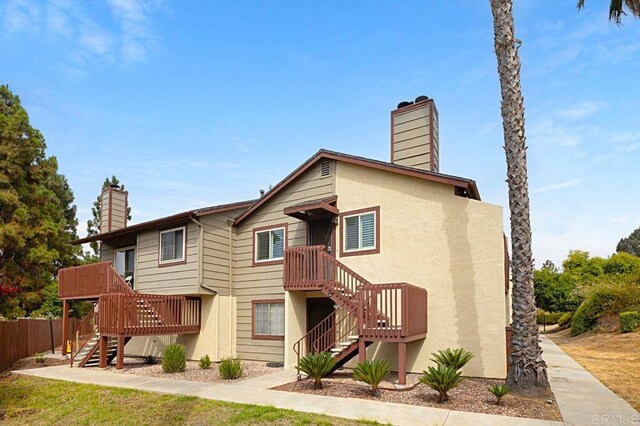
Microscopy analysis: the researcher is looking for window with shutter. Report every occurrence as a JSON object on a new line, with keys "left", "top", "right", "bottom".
{"left": 254, "top": 225, "right": 287, "bottom": 264}
{"left": 159, "top": 226, "right": 186, "bottom": 264}
{"left": 252, "top": 300, "right": 285, "bottom": 339}
{"left": 341, "top": 207, "right": 379, "bottom": 256}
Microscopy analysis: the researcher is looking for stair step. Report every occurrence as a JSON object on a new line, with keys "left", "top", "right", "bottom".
{"left": 338, "top": 342, "right": 352, "bottom": 347}
{"left": 348, "top": 336, "right": 359, "bottom": 340}
{"left": 330, "top": 348, "right": 344, "bottom": 353}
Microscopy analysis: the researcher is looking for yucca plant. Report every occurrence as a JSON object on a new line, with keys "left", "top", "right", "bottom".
{"left": 430, "top": 348, "right": 474, "bottom": 371}
{"left": 353, "top": 359, "right": 391, "bottom": 396}
{"left": 142, "top": 354, "right": 158, "bottom": 365}
{"left": 488, "top": 383, "right": 510, "bottom": 405}
{"left": 419, "top": 365, "right": 463, "bottom": 403}
{"left": 297, "top": 352, "right": 336, "bottom": 390}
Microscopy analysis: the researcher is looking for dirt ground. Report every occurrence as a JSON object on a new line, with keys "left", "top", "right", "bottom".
{"left": 273, "top": 371, "right": 562, "bottom": 421}
{"left": 548, "top": 328, "right": 640, "bottom": 411}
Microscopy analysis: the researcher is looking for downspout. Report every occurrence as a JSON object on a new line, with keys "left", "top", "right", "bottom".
{"left": 190, "top": 216, "right": 217, "bottom": 294}
{"left": 227, "top": 218, "right": 235, "bottom": 356}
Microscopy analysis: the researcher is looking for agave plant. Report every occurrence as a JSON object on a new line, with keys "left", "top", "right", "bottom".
{"left": 353, "top": 359, "right": 391, "bottom": 396}
{"left": 297, "top": 352, "right": 336, "bottom": 390}
{"left": 419, "top": 365, "right": 463, "bottom": 403}
{"left": 488, "top": 383, "right": 510, "bottom": 405}
{"left": 430, "top": 348, "right": 474, "bottom": 371}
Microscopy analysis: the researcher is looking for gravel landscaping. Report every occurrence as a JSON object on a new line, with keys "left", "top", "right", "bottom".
{"left": 273, "top": 370, "right": 562, "bottom": 421}
{"left": 106, "top": 357, "right": 282, "bottom": 383}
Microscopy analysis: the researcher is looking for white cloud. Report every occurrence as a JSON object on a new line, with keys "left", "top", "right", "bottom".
{"left": 558, "top": 101, "right": 603, "bottom": 120}
{"left": 532, "top": 179, "right": 582, "bottom": 194}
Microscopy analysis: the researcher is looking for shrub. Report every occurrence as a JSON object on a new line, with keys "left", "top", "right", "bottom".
{"left": 218, "top": 357, "right": 243, "bottom": 379}
{"left": 536, "top": 309, "right": 564, "bottom": 325}
{"left": 142, "top": 355, "right": 157, "bottom": 365}
{"left": 430, "top": 348, "right": 474, "bottom": 371}
{"left": 571, "top": 279, "right": 640, "bottom": 336}
{"left": 297, "top": 352, "right": 335, "bottom": 390}
{"left": 419, "top": 365, "right": 463, "bottom": 403}
{"left": 488, "top": 383, "right": 510, "bottom": 405}
{"left": 353, "top": 359, "right": 391, "bottom": 396}
{"left": 162, "top": 344, "right": 186, "bottom": 373}
{"left": 199, "top": 354, "right": 212, "bottom": 370}
{"left": 557, "top": 312, "right": 573, "bottom": 328}
{"left": 620, "top": 311, "right": 640, "bottom": 333}
{"left": 34, "top": 353, "right": 45, "bottom": 364}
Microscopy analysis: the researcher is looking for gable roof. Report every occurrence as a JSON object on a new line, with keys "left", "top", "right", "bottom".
{"left": 233, "top": 149, "right": 481, "bottom": 225}
{"left": 73, "top": 199, "right": 255, "bottom": 245}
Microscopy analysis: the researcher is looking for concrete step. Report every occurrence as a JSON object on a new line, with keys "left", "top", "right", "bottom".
{"left": 330, "top": 348, "right": 344, "bottom": 353}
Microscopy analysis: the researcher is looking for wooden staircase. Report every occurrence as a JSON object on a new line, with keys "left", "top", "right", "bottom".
{"left": 285, "top": 246, "right": 428, "bottom": 381}
{"left": 63, "top": 262, "right": 201, "bottom": 369}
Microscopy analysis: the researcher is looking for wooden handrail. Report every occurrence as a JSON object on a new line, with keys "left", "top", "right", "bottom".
{"left": 98, "top": 293, "right": 200, "bottom": 336}
{"left": 69, "top": 303, "right": 98, "bottom": 367}
{"left": 58, "top": 262, "right": 134, "bottom": 299}
{"left": 358, "top": 283, "right": 428, "bottom": 340}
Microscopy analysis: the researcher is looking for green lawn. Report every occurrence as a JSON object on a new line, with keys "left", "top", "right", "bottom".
{"left": 0, "top": 374, "right": 378, "bottom": 426}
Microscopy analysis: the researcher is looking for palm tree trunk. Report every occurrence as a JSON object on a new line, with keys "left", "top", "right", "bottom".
{"left": 489, "top": 0, "right": 549, "bottom": 392}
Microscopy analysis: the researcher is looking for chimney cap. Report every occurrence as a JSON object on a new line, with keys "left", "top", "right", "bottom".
{"left": 415, "top": 95, "right": 430, "bottom": 103}
{"left": 397, "top": 101, "right": 414, "bottom": 109}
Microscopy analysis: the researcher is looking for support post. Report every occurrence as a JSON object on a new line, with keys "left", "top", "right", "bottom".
{"left": 99, "top": 336, "right": 108, "bottom": 368}
{"left": 116, "top": 335, "right": 125, "bottom": 369}
{"left": 61, "top": 300, "right": 69, "bottom": 355}
{"left": 398, "top": 342, "right": 407, "bottom": 386}
{"left": 358, "top": 339, "right": 366, "bottom": 363}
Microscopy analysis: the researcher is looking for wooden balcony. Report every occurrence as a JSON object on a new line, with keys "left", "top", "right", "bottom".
{"left": 283, "top": 245, "right": 369, "bottom": 293}
{"left": 58, "top": 262, "right": 131, "bottom": 300}
{"left": 99, "top": 293, "right": 201, "bottom": 337}
{"left": 358, "top": 283, "right": 428, "bottom": 342}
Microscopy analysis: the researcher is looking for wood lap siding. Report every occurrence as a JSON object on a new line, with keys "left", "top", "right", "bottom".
{"left": 100, "top": 243, "right": 114, "bottom": 263}
{"left": 200, "top": 208, "right": 246, "bottom": 295}
{"left": 233, "top": 161, "right": 335, "bottom": 362}
{"left": 135, "top": 223, "right": 199, "bottom": 294}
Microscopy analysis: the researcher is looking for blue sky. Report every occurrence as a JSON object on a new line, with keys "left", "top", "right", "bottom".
{"left": 2, "top": 0, "right": 639, "bottom": 267}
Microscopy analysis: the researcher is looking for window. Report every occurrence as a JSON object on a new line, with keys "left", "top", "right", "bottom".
{"left": 253, "top": 224, "right": 287, "bottom": 265}
{"left": 114, "top": 246, "right": 135, "bottom": 287}
{"left": 159, "top": 226, "right": 186, "bottom": 264}
{"left": 340, "top": 207, "right": 380, "bottom": 257}
{"left": 252, "top": 300, "right": 285, "bottom": 339}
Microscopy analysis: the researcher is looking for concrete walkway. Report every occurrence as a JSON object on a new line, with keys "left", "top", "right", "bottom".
{"left": 14, "top": 365, "right": 559, "bottom": 426}
{"left": 541, "top": 335, "right": 639, "bottom": 426}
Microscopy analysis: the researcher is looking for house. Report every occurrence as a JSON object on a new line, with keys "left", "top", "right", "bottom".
{"left": 58, "top": 96, "right": 510, "bottom": 383}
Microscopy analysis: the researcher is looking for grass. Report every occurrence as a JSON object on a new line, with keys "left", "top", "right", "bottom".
{"left": 548, "top": 328, "right": 640, "bottom": 411}
{"left": 0, "top": 374, "right": 379, "bottom": 425}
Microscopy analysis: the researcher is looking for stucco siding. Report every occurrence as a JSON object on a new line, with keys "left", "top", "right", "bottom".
{"left": 233, "top": 160, "right": 335, "bottom": 362}
{"left": 334, "top": 161, "right": 506, "bottom": 378}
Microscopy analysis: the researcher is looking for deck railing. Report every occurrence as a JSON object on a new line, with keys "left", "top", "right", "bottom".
{"left": 58, "top": 262, "right": 133, "bottom": 299}
{"left": 98, "top": 293, "right": 200, "bottom": 336}
{"left": 358, "top": 283, "right": 428, "bottom": 341}
{"left": 284, "top": 245, "right": 370, "bottom": 299}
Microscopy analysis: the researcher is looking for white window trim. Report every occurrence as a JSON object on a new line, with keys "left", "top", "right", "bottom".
{"left": 254, "top": 226, "right": 286, "bottom": 263}
{"left": 159, "top": 226, "right": 187, "bottom": 264}
{"left": 343, "top": 211, "right": 377, "bottom": 253}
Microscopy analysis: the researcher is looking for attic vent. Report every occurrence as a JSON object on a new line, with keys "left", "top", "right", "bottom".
{"left": 320, "top": 161, "right": 331, "bottom": 177}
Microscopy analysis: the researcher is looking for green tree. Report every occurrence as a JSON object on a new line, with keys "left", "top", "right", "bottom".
{"left": 86, "top": 176, "right": 131, "bottom": 256}
{"left": 577, "top": 0, "right": 640, "bottom": 23}
{"left": 617, "top": 227, "right": 640, "bottom": 257}
{"left": 0, "top": 85, "right": 80, "bottom": 318}
{"left": 489, "top": 0, "right": 547, "bottom": 392}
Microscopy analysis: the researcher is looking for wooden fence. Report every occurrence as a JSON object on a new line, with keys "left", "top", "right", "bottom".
{"left": 0, "top": 317, "right": 90, "bottom": 372}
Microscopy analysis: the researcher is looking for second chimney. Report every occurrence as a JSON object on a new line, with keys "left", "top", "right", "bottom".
{"left": 99, "top": 185, "right": 128, "bottom": 233}
{"left": 390, "top": 96, "right": 439, "bottom": 172}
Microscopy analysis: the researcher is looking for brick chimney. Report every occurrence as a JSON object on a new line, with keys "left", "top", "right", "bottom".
{"left": 391, "top": 96, "right": 439, "bottom": 172}
{"left": 99, "top": 185, "right": 128, "bottom": 233}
